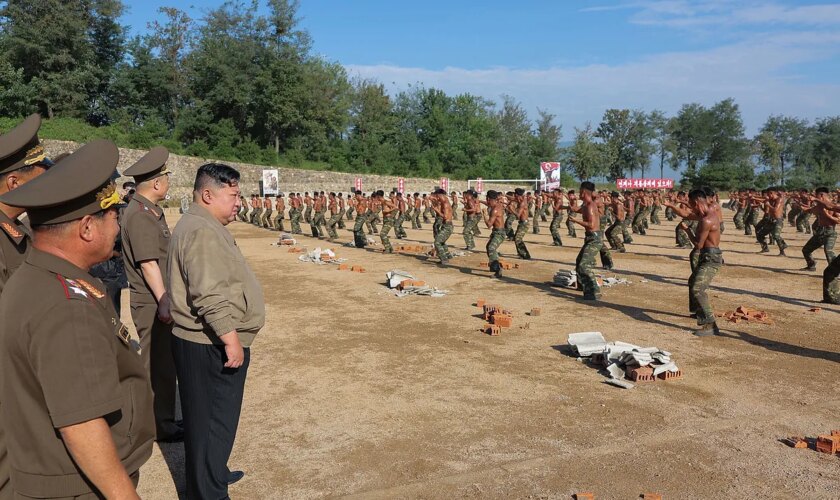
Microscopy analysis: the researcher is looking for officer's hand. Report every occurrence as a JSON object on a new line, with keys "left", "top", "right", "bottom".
{"left": 221, "top": 332, "right": 245, "bottom": 368}
{"left": 157, "top": 293, "right": 174, "bottom": 324}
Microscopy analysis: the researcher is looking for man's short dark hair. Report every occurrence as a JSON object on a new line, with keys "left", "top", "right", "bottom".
{"left": 514, "top": 188, "right": 525, "bottom": 196}
{"left": 580, "top": 181, "right": 595, "bottom": 193}
{"left": 816, "top": 187, "right": 830, "bottom": 195}
{"left": 688, "top": 188, "right": 707, "bottom": 201}
{"left": 194, "top": 163, "right": 240, "bottom": 192}
{"left": 611, "top": 191, "right": 620, "bottom": 197}
{"left": 487, "top": 191, "right": 499, "bottom": 200}
{"left": 122, "top": 181, "right": 136, "bottom": 191}
{"left": 702, "top": 187, "right": 716, "bottom": 197}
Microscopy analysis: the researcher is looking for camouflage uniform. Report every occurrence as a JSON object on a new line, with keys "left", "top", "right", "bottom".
{"left": 631, "top": 209, "right": 647, "bottom": 235}
{"left": 606, "top": 219, "right": 625, "bottom": 252}
{"left": 576, "top": 231, "right": 604, "bottom": 299}
{"left": 304, "top": 204, "right": 313, "bottom": 224}
{"left": 621, "top": 217, "right": 633, "bottom": 244}
{"left": 353, "top": 212, "right": 368, "bottom": 248}
{"left": 745, "top": 206, "right": 762, "bottom": 236}
{"left": 413, "top": 205, "right": 422, "bottom": 229}
{"left": 566, "top": 208, "right": 577, "bottom": 237}
{"left": 688, "top": 248, "right": 723, "bottom": 325}
{"left": 504, "top": 212, "right": 517, "bottom": 240}
{"left": 394, "top": 212, "right": 407, "bottom": 239}
{"left": 337, "top": 208, "right": 346, "bottom": 230}
{"left": 787, "top": 205, "right": 800, "bottom": 226}
{"left": 434, "top": 222, "right": 454, "bottom": 261}
{"left": 486, "top": 228, "right": 506, "bottom": 276}
{"left": 824, "top": 254, "right": 840, "bottom": 304}
{"left": 311, "top": 209, "right": 326, "bottom": 237}
{"left": 802, "top": 226, "right": 837, "bottom": 270}
{"left": 541, "top": 203, "right": 550, "bottom": 222}
{"left": 549, "top": 210, "right": 564, "bottom": 246}
{"left": 795, "top": 210, "right": 812, "bottom": 234}
{"left": 650, "top": 205, "right": 661, "bottom": 225}
{"left": 733, "top": 204, "right": 745, "bottom": 230}
{"left": 757, "top": 217, "right": 787, "bottom": 253}
{"left": 599, "top": 215, "right": 614, "bottom": 269}
{"left": 262, "top": 206, "right": 273, "bottom": 229}
{"left": 676, "top": 219, "right": 693, "bottom": 248}
{"left": 274, "top": 209, "right": 285, "bottom": 232}
{"left": 462, "top": 214, "right": 479, "bottom": 250}
{"left": 365, "top": 209, "right": 379, "bottom": 234}
{"left": 326, "top": 212, "right": 341, "bottom": 241}
{"left": 290, "top": 207, "right": 302, "bottom": 234}
{"left": 380, "top": 215, "right": 395, "bottom": 252}
{"left": 514, "top": 219, "right": 531, "bottom": 259}
{"left": 532, "top": 205, "right": 541, "bottom": 234}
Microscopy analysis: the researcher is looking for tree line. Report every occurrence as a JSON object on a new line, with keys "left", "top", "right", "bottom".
{"left": 1, "top": 0, "right": 837, "bottom": 190}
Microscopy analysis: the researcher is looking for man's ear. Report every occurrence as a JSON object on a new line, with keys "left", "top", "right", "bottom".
{"left": 78, "top": 215, "right": 96, "bottom": 243}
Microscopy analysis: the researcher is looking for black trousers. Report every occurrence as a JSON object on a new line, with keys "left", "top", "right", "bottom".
{"left": 172, "top": 337, "right": 250, "bottom": 500}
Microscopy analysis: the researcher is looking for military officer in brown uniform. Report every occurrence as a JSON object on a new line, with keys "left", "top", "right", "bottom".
{"left": 121, "top": 146, "right": 183, "bottom": 442}
{"left": 0, "top": 139, "right": 154, "bottom": 499}
{"left": 0, "top": 114, "right": 55, "bottom": 499}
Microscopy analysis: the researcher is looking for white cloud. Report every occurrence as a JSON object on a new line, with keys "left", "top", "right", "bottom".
{"left": 621, "top": 1, "right": 840, "bottom": 27}
{"left": 346, "top": 30, "right": 840, "bottom": 136}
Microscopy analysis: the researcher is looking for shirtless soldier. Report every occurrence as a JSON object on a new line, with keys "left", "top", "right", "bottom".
{"left": 513, "top": 188, "right": 531, "bottom": 259}
{"left": 567, "top": 182, "right": 603, "bottom": 300}
{"left": 606, "top": 191, "right": 627, "bottom": 253}
{"left": 462, "top": 190, "right": 480, "bottom": 250}
{"left": 432, "top": 189, "right": 454, "bottom": 264}
{"left": 549, "top": 189, "right": 565, "bottom": 246}
{"left": 685, "top": 189, "right": 723, "bottom": 336}
{"left": 326, "top": 192, "right": 341, "bottom": 242}
{"left": 274, "top": 194, "right": 285, "bottom": 232}
{"left": 756, "top": 187, "right": 787, "bottom": 255}
{"left": 800, "top": 187, "right": 837, "bottom": 271}
{"left": 483, "top": 191, "right": 506, "bottom": 278}
{"left": 379, "top": 190, "right": 396, "bottom": 253}
{"left": 353, "top": 191, "right": 369, "bottom": 248}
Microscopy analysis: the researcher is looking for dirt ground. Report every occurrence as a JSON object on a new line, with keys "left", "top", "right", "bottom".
{"left": 134, "top": 208, "right": 839, "bottom": 499}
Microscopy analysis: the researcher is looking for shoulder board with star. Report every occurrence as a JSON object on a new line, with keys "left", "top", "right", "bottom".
{"left": 142, "top": 205, "right": 161, "bottom": 218}
{"left": 57, "top": 275, "right": 93, "bottom": 301}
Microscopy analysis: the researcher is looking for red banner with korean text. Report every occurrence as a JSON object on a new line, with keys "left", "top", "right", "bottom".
{"left": 616, "top": 178, "right": 674, "bottom": 190}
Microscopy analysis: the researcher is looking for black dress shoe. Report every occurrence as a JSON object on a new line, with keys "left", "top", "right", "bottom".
{"left": 227, "top": 470, "right": 245, "bottom": 485}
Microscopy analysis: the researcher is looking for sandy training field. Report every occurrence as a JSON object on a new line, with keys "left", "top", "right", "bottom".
{"left": 136, "top": 210, "right": 839, "bottom": 499}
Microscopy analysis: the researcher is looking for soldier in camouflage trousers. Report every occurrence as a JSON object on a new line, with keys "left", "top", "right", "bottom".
{"left": 690, "top": 248, "right": 723, "bottom": 325}
{"left": 513, "top": 189, "right": 531, "bottom": 259}
{"left": 824, "top": 255, "right": 840, "bottom": 304}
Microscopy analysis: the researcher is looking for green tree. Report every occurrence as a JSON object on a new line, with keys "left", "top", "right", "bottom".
{"left": 569, "top": 124, "right": 610, "bottom": 181}
{"left": 647, "top": 110, "right": 677, "bottom": 179}
{"left": 670, "top": 103, "right": 711, "bottom": 175}
{"left": 756, "top": 115, "right": 810, "bottom": 185}
{"left": 595, "top": 108, "right": 632, "bottom": 179}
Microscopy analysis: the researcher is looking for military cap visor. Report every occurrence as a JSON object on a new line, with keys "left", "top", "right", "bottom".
{"left": 0, "top": 114, "right": 55, "bottom": 175}
{"left": 123, "top": 146, "right": 170, "bottom": 182}
{"left": 0, "top": 139, "right": 121, "bottom": 225}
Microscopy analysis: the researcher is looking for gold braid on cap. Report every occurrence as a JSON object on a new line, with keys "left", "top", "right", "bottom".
{"left": 22, "top": 144, "right": 47, "bottom": 166}
{"left": 97, "top": 182, "right": 121, "bottom": 209}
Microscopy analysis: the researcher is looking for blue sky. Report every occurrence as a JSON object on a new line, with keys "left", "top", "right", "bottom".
{"left": 122, "top": 1, "right": 840, "bottom": 136}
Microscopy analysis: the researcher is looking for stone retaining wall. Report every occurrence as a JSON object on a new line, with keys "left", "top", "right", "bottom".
{"left": 44, "top": 140, "right": 534, "bottom": 203}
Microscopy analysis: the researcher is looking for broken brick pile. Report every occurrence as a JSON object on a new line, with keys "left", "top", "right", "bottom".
{"left": 568, "top": 332, "right": 682, "bottom": 389}
{"left": 479, "top": 302, "right": 513, "bottom": 335}
{"left": 717, "top": 306, "right": 773, "bottom": 325}
{"left": 479, "top": 260, "right": 520, "bottom": 270}
{"left": 786, "top": 430, "right": 840, "bottom": 456}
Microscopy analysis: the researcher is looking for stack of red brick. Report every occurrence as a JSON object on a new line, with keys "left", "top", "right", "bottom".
{"left": 717, "top": 306, "right": 773, "bottom": 325}
{"left": 478, "top": 301, "right": 513, "bottom": 335}
{"left": 788, "top": 430, "right": 840, "bottom": 455}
